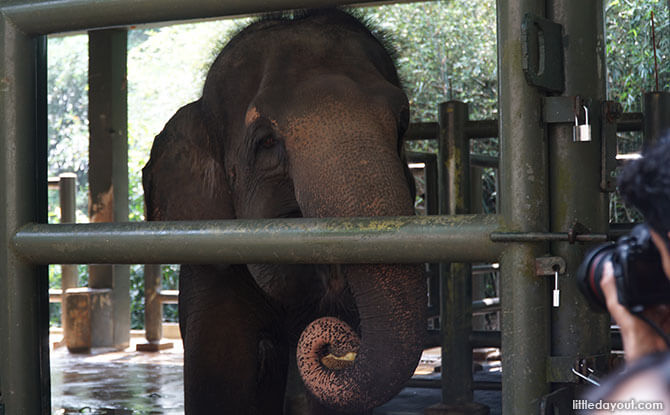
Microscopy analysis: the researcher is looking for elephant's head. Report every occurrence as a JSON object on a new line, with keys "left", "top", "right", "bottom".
{"left": 143, "top": 9, "right": 425, "bottom": 413}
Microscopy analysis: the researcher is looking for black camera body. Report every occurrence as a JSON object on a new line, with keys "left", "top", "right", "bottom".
{"left": 577, "top": 224, "right": 670, "bottom": 312}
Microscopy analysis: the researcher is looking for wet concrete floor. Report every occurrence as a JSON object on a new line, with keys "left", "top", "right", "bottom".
{"left": 51, "top": 335, "right": 185, "bottom": 414}
{"left": 50, "top": 335, "right": 501, "bottom": 414}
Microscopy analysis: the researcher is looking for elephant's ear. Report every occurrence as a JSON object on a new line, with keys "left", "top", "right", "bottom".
{"left": 142, "top": 100, "right": 235, "bottom": 221}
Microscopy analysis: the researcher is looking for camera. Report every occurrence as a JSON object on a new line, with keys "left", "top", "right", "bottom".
{"left": 576, "top": 224, "right": 670, "bottom": 312}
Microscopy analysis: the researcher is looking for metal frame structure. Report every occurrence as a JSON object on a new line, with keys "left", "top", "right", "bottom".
{"left": 0, "top": 0, "right": 616, "bottom": 413}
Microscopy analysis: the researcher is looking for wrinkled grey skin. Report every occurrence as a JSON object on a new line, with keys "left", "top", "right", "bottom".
{"left": 142, "top": 9, "right": 426, "bottom": 415}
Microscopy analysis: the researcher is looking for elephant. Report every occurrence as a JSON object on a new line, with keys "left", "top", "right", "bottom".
{"left": 142, "top": 8, "right": 426, "bottom": 415}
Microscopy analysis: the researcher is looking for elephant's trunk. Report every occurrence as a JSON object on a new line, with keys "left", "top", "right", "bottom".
{"left": 287, "top": 93, "right": 426, "bottom": 411}
{"left": 297, "top": 263, "right": 425, "bottom": 412}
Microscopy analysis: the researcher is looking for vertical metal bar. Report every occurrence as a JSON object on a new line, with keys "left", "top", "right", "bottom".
{"left": 0, "top": 19, "right": 51, "bottom": 413}
{"left": 144, "top": 264, "right": 163, "bottom": 344}
{"left": 423, "top": 154, "right": 439, "bottom": 326}
{"left": 642, "top": 92, "right": 670, "bottom": 150}
{"left": 497, "top": 0, "right": 551, "bottom": 412}
{"left": 437, "top": 101, "right": 478, "bottom": 406}
{"left": 470, "top": 166, "right": 488, "bottom": 331}
{"left": 469, "top": 166, "right": 483, "bottom": 215}
{"left": 59, "top": 174, "right": 78, "bottom": 291}
{"left": 547, "top": 0, "right": 610, "bottom": 377}
{"left": 88, "top": 28, "right": 130, "bottom": 349}
{"left": 424, "top": 154, "right": 439, "bottom": 216}
{"left": 59, "top": 174, "right": 78, "bottom": 342}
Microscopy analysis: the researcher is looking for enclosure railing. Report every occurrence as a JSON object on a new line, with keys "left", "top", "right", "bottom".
{"left": 0, "top": 0, "right": 619, "bottom": 414}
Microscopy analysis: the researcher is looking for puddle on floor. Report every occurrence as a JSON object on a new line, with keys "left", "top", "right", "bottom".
{"left": 50, "top": 335, "right": 184, "bottom": 414}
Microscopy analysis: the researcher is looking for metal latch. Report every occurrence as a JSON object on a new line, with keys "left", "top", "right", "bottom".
{"left": 521, "top": 14, "right": 565, "bottom": 92}
{"left": 536, "top": 256, "right": 566, "bottom": 308}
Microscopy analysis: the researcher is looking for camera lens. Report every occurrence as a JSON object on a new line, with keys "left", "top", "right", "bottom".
{"left": 576, "top": 243, "right": 616, "bottom": 311}
{"left": 576, "top": 224, "right": 670, "bottom": 311}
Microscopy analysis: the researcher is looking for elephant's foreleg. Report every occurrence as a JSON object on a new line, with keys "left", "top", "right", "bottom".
{"left": 179, "top": 265, "right": 287, "bottom": 414}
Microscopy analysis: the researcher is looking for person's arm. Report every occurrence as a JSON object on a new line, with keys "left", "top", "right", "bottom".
{"left": 600, "top": 262, "right": 670, "bottom": 361}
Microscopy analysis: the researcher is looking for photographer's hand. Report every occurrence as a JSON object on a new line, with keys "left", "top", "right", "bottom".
{"left": 600, "top": 262, "right": 670, "bottom": 362}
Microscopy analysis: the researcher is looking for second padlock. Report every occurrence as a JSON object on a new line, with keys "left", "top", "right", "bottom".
{"left": 573, "top": 105, "right": 592, "bottom": 142}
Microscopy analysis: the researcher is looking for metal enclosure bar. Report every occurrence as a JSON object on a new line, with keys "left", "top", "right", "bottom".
{"left": 87, "top": 28, "right": 131, "bottom": 349}
{"left": 405, "top": 120, "right": 499, "bottom": 141}
{"left": 437, "top": 101, "right": 477, "bottom": 407}
{"left": 0, "top": 22, "right": 50, "bottom": 413}
{"left": 643, "top": 92, "right": 670, "bottom": 149}
{"left": 617, "top": 112, "right": 643, "bottom": 132}
{"left": 58, "top": 174, "right": 78, "bottom": 344}
{"left": 547, "top": 0, "right": 610, "bottom": 387}
{"left": 497, "top": 0, "right": 551, "bottom": 413}
{"left": 144, "top": 264, "right": 163, "bottom": 344}
{"left": 1, "top": 0, "right": 425, "bottom": 35}
{"left": 58, "top": 174, "right": 78, "bottom": 292}
{"left": 13, "top": 215, "right": 505, "bottom": 265}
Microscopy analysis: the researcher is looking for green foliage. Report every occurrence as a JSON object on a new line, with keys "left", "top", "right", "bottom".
{"left": 47, "top": 35, "right": 91, "bottom": 222}
{"left": 606, "top": 0, "right": 669, "bottom": 112}
{"left": 606, "top": 0, "right": 668, "bottom": 223}
{"left": 362, "top": 0, "right": 497, "bottom": 155}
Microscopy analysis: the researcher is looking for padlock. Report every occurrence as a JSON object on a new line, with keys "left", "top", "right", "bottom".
{"left": 573, "top": 105, "right": 592, "bottom": 142}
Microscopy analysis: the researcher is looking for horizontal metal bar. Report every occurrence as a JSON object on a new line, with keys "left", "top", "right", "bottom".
{"left": 405, "top": 122, "right": 438, "bottom": 140}
{"left": 609, "top": 223, "right": 636, "bottom": 239}
{"left": 472, "top": 263, "right": 499, "bottom": 275}
{"left": 426, "top": 330, "right": 501, "bottom": 348}
{"left": 405, "top": 151, "right": 437, "bottom": 164}
{"left": 405, "top": 120, "right": 499, "bottom": 141}
{"left": 617, "top": 112, "right": 643, "bottom": 132}
{"left": 1, "top": 0, "right": 426, "bottom": 35}
{"left": 467, "top": 119, "right": 498, "bottom": 138}
{"left": 49, "top": 289, "right": 62, "bottom": 303}
{"left": 159, "top": 290, "right": 179, "bottom": 304}
{"left": 13, "top": 215, "right": 505, "bottom": 265}
{"left": 472, "top": 297, "right": 500, "bottom": 313}
{"left": 428, "top": 296, "right": 498, "bottom": 319}
{"left": 471, "top": 154, "right": 498, "bottom": 169}
{"left": 406, "top": 378, "right": 501, "bottom": 391}
{"left": 470, "top": 330, "right": 501, "bottom": 348}
{"left": 490, "top": 232, "right": 610, "bottom": 243}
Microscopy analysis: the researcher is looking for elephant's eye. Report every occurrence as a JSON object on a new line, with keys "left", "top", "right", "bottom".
{"left": 260, "top": 135, "right": 277, "bottom": 149}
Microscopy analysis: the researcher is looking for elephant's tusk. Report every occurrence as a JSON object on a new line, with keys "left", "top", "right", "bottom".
{"left": 321, "top": 352, "right": 357, "bottom": 370}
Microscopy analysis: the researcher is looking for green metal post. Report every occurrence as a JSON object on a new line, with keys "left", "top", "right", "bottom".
{"left": 88, "top": 28, "right": 130, "bottom": 349}
{"left": 547, "top": 0, "right": 610, "bottom": 388}
{"left": 0, "top": 20, "right": 50, "bottom": 413}
{"left": 497, "top": 0, "right": 551, "bottom": 413}
{"left": 428, "top": 101, "right": 488, "bottom": 414}
{"left": 14, "top": 215, "right": 505, "bottom": 265}
{"left": 438, "top": 102, "right": 474, "bottom": 406}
